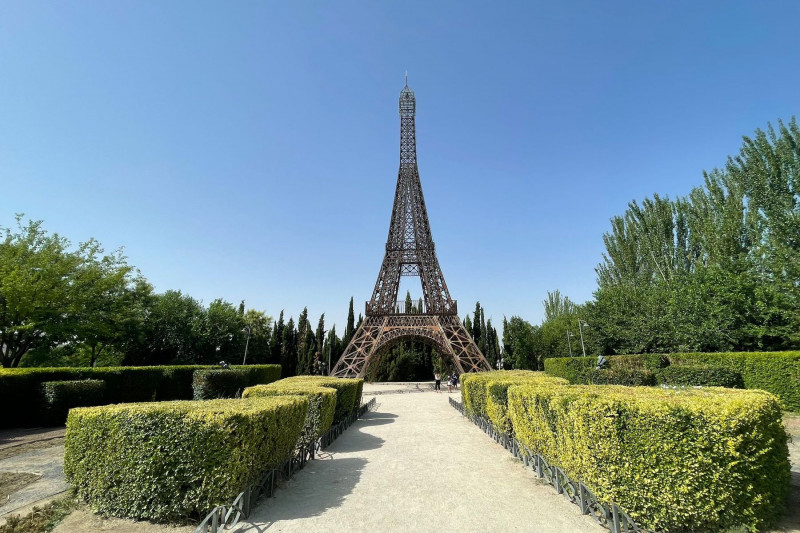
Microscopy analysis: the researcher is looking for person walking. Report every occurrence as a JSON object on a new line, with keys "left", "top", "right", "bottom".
{"left": 433, "top": 371, "right": 442, "bottom": 393}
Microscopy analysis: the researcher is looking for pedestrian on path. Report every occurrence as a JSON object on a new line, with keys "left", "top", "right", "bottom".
{"left": 433, "top": 372, "right": 441, "bottom": 392}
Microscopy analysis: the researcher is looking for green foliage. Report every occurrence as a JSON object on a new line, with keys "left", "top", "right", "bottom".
{"left": 192, "top": 366, "right": 282, "bottom": 400}
{"left": 508, "top": 384, "right": 791, "bottom": 532}
{"left": 459, "top": 370, "right": 566, "bottom": 420}
{"left": 481, "top": 372, "right": 568, "bottom": 433}
{"left": 365, "top": 341, "right": 437, "bottom": 381}
{"left": 40, "top": 380, "right": 106, "bottom": 426}
{"left": 585, "top": 368, "right": 656, "bottom": 386}
{"left": 544, "top": 354, "right": 667, "bottom": 384}
{"left": 654, "top": 365, "right": 744, "bottom": 388}
{"left": 64, "top": 396, "right": 308, "bottom": 521}
{"left": 0, "top": 216, "right": 141, "bottom": 368}
{"left": 545, "top": 352, "right": 800, "bottom": 410}
{"left": 667, "top": 351, "right": 800, "bottom": 411}
{"left": 243, "top": 381, "right": 337, "bottom": 440}
{"left": 281, "top": 376, "right": 362, "bottom": 422}
{"left": 0, "top": 364, "right": 281, "bottom": 427}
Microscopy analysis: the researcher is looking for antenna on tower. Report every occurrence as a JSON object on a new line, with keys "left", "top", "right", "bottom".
{"left": 405, "top": 71, "right": 408, "bottom": 86}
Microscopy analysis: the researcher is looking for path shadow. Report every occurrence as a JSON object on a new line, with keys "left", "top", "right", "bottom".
{"left": 325, "top": 426, "right": 385, "bottom": 453}
{"left": 236, "top": 457, "right": 367, "bottom": 531}
{"left": 774, "top": 470, "right": 800, "bottom": 531}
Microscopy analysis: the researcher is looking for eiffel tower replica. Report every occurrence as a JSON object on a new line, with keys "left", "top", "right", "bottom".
{"left": 331, "top": 80, "right": 491, "bottom": 378}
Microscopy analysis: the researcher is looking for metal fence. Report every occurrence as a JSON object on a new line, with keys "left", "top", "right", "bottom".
{"left": 195, "top": 397, "right": 377, "bottom": 533}
{"left": 448, "top": 397, "right": 651, "bottom": 533}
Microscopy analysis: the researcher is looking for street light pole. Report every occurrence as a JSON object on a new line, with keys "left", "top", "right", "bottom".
{"left": 566, "top": 331, "right": 574, "bottom": 357}
{"left": 242, "top": 325, "right": 252, "bottom": 365}
{"left": 578, "top": 320, "right": 589, "bottom": 357}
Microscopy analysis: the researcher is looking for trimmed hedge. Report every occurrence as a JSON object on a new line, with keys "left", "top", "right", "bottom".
{"left": 40, "top": 380, "right": 106, "bottom": 426}
{"left": 192, "top": 366, "right": 282, "bottom": 400}
{"left": 64, "top": 396, "right": 307, "bottom": 521}
{"left": 0, "top": 364, "right": 282, "bottom": 427}
{"left": 482, "top": 372, "right": 569, "bottom": 434}
{"left": 585, "top": 368, "right": 656, "bottom": 386}
{"left": 654, "top": 365, "right": 744, "bottom": 388}
{"left": 544, "top": 354, "right": 667, "bottom": 384}
{"left": 460, "top": 370, "right": 566, "bottom": 420}
{"left": 243, "top": 382, "right": 337, "bottom": 440}
{"left": 508, "top": 384, "right": 791, "bottom": 532}
{"left": 280, "top": 376, "right": 363, "bottom": 422}
{"left": 667, "top": 352, "right": 800, "bottom": 411}
{"left": 545, "top": 351, "right": 800, "bottom": 411}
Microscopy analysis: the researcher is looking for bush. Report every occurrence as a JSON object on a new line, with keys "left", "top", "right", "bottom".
{"left": 40, "top": 380, "right": 106, "bottom": 426}
{"left": 64, "top": 396, "right": 307, "bottom": 521}
{"left": 667, "top": 352, "right": 800, "bottom": 411}
{"left": 508, "top": 384, "right": 791, "bottom": 532}
{"left": 192, "top": 366, "right": 281, "bottom": 400}
{"left": 544, "top": 355, "right": 667, "bottom": 384}
{"left": 460, "top": 370, "right": 565, "bottom": 420}
{"left": 0, "top": 364, "right": 282, "bottom": 427}
{"left": 280, "top": 376, "right": 362, "bottom": 422}
{"left": 243, "top": 382, "right": 337, "bottom": 440}
{"left": 545, "top": 352, "right": 800, "bottom": 411}
{"left": 654, "top": 365, "right": 744, "bottom": 388}
{"left": 483, "top": 372, "right": 568, "bottom": 434}
{"left": 585, "top": 368, "right": 656, "bottom": 386}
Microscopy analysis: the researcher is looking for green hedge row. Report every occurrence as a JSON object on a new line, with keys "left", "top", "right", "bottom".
{"left": 64, "top": 396, "right": 307, "bottom": 521}
{"left": 507, "top": 384, "right": 791, "bottom": 532}
{"left": 192, "top": 366, "right": 282, "bottom": 400}
{"left": 0, "top": 364, "right": 281, "bottom": 427}
{"left": 243, "top": 381, "right": 337, "bottom": 441}
{"left": 653, "top": 365, "right": 744, "bottom": 388}
{"left": 544, "top": 351, "right": 800, "bottom": 410}
{"left": 459, "top": 370, "right": 567, "bottom": 425}
{"left": 585, "top": 368, "right": 656, "bottom": 386}
{"left": 281, "top": 376, "right": 363, "bottom": 422}
{"left": 40, "top": 380, "right": 106, "bottom": 426}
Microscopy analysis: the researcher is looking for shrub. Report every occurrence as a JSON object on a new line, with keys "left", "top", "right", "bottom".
{"left": 545, "top": 352, "right": 800, "bottom": 411}
{"left": 243, "top": 382, "right": 337, "bottom": 440}
{"left": 508, "top": 384, "right": 791, "bottom": 532}
{"left": 0, "top": 364, "right": 282, "bottom": 427}
{"left": 484, "top": 372, "right": 568, "bottom": 434}
{"left": 64, "top": 396, "right": 307, "bottom": 521}
{"left": 460, "top": 370, "right": 564, "bottom": 419}
{"left": 544, "top": 355, "right": 667, "bottom": 384}
{"left": 584, "top": 368, "right": 656, "bottom": 386}
{"left": 40, "top": 380, "right": 106, "bottom": 426}
{"left": 654, "top": 365, "right": 744, "bottom": 388}
{"left": 280, "top": 376, "right": 362, "bottom": 422}
{"left": 192, "top": 366, "right": 281, "bottom": 400}
{"left": 667, "top": 352, "right": 800, "bottom": 411}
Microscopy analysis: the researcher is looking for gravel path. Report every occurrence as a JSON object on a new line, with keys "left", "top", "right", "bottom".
{"left": 236, "top": 386, "right": 603, "bottom": 533}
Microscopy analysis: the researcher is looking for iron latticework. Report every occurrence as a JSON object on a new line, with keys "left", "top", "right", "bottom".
{"left": 331, "top": 81, "right": 491, "bottom": 378}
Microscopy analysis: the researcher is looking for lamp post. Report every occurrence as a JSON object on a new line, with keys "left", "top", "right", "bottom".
{"left": 495, "top": 357, "right": 504, "bottom": 370}
{"left": 566, "top": 331, "right": 575, "bottom": 357}
{"left": 242, "top": 325, "right": 252, "bottom": 365}
{"left": 578, "top": 320, "right": 589, "bottom": 357}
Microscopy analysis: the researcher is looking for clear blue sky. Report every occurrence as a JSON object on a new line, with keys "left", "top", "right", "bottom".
{"left": 2, "top": 2, "right": 798, "bottom": 334}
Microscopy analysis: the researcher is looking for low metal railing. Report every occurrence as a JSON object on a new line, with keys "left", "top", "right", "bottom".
{"left": 195, "top": 397, "right": 377, "bottom": 533}
{"left": 448, "top": 397, "right": 651, "bottom": 533}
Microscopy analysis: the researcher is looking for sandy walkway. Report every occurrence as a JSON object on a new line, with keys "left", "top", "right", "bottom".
{"left": 236, "top": 386, "right": 602, "bottom": 533}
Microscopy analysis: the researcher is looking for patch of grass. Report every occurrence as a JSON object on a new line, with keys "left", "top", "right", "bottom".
{"left": 0, "top": 493, "right": 78, "bottom": 533}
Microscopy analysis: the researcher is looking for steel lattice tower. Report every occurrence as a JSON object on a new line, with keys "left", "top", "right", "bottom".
{"left": 331, "top": 81, "right": 491, "bottom": 378}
